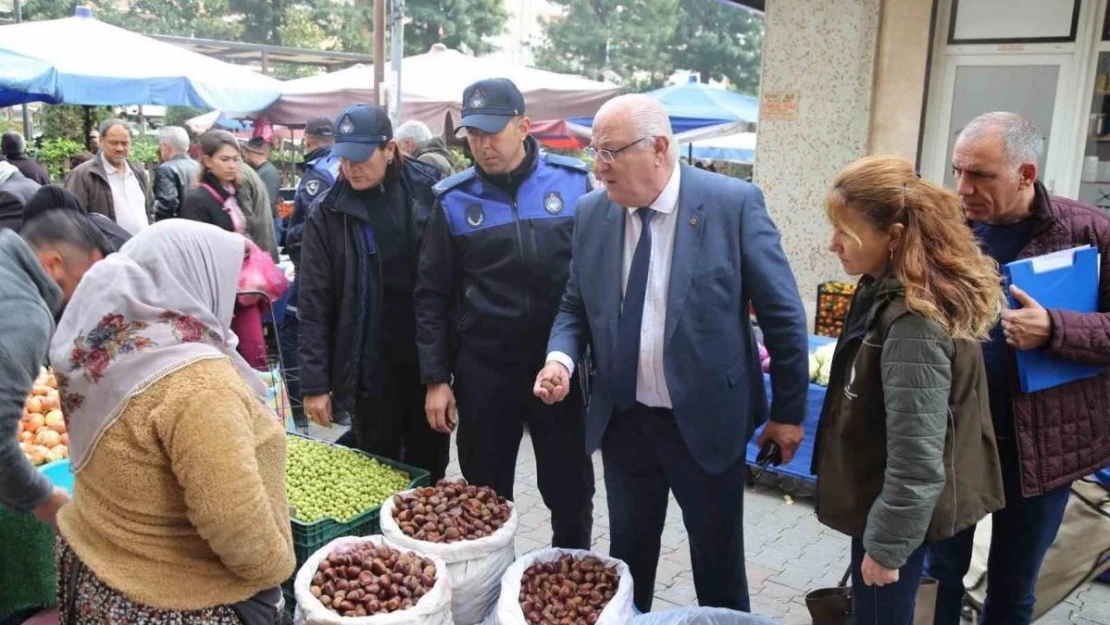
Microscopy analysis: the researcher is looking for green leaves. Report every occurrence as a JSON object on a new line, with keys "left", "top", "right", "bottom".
{"left": 535, "top": 0, "right": 763, "bottom": 95}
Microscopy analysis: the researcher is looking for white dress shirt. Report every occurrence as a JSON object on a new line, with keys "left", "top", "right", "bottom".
{"left": 102, "top": 153, "right": 148, "bottom": 235}
{"left": 549, "top": 164, "right": 681, "bottom": 408}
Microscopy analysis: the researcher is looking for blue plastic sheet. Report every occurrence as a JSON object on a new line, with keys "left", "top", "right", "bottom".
{"left": 745, "top": 335, "right": 835, "bottom": 483}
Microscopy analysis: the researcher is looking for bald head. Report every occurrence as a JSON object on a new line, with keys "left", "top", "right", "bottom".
{"left": 591, "top": 95, "right": 677, "bottom": 208}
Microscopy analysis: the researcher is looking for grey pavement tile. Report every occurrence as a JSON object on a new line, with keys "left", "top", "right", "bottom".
{"left": 434, "top": 429, "right": 1110, "bottom": 619}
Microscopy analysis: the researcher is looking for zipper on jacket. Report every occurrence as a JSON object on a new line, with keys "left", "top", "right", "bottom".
{"left": 508, "top": 197, "right": 533, "bottom": 318}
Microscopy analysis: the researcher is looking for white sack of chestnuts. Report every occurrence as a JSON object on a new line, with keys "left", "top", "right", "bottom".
{"left": 380, "top": 479, "right": 520, "bottom": 625}
{"left": 488, "top": 548, "right": 636, "bottom": 625}
{"left": 294, "top": 535, "right": 453, "bottom": 625}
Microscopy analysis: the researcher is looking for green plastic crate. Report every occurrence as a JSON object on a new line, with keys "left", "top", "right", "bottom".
{"left": 284, "top": 433, "right": 431, "bottom": 614}
{"left": 0, "top": 508, "right": 56, "bottom": 620}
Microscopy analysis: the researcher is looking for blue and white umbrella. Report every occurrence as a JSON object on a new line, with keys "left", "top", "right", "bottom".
{"left": 0, "top": 7, "right": 282, "bottom": 112}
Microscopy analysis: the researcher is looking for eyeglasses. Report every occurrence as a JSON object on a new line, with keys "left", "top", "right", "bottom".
{"left": 585, "top": 137, "right": 652, "bottom": 164}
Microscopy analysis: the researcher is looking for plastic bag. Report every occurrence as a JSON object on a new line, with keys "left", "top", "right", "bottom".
{"left": 629, "top": 608, "right": 781, "bottom": 625}
{"left": 380, "top": 489, "right": 520, "bottom": 625}
{"left": 488, "top": 548, "right": 635, "bottom": 625}
{"left": 238, "top": 240, "right": 289, "bottom": 307}
{"left": 294, "top": 535, "right": 453, "bottom": 625}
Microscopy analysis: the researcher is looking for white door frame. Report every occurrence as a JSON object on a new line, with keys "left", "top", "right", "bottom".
{"left": 919, "top": 52, "right": 1079, "bottom": 193}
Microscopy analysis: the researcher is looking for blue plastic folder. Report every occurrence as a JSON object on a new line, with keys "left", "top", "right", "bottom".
{"left": 1003, "top": 245, "right": 1105, "bottom": 393}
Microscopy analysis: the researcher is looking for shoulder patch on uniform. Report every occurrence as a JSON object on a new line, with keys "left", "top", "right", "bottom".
{"left": 543, "top": 191, "right": 564, "bottom": 214}
{"left": 464, "top": 203, "right": 485, "bottom": 228}
{"left": 543, "top": 153, "right": 589, "bottom": 172}
{"left": 433, "top": 167, "right": 477, "bottom": 197}
{"left": 305, "top": 179, "right": 321, "bottom": 196}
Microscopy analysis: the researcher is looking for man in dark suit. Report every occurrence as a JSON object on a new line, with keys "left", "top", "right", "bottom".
{"left": 535, "top": 94, "right": 810, "bottom": 612}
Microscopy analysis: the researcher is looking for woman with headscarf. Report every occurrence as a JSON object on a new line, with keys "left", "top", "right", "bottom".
{"left": 50, "top": 220, "right": 294, "bottom": 624}
{"left": 22, "top": 184, "right": 132, "bottom": 251}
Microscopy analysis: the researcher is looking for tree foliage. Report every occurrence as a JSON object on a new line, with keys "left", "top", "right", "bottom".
{"left": 535, "top": 0, "right": 763, "bottom": 94}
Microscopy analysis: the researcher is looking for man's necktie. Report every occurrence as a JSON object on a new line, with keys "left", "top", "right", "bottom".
{"left": 611, "top": 207, "right": 655, "bottom": 413}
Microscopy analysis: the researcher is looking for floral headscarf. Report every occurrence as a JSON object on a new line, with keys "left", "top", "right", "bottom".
{"left": 50, "top": 220, "right": 267, "bottom": 472}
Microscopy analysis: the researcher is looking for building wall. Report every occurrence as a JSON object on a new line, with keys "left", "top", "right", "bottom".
{"left": 868, "top": 0, "right": 934, "bottom": 163}
{"left": 754, "top": 0, "right": 882, "bottom": 325}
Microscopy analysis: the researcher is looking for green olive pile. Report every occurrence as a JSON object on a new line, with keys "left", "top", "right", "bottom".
{"left": 310, "top": 543, "right": 438, "bottom": 618}
{"left": 519, "top": 555, "right": 620, "bottom": 625}
{"left": 392, "top": 478, "right": 511, "bottom": 543}
{"left": 286, "top": 436, "right": 411, "bottom": 523}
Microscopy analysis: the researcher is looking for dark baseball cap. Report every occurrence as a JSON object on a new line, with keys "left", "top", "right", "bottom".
{"left": 331, "top": 104, "right": 393, "bottom": 163}
{"left": 304, "top": 117, "right": 335, "bottom": 137}
{"left": 458, "top": 78, "right": 525, "bottom": 135}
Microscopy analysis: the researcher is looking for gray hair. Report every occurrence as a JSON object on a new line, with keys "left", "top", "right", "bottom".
{"left": 1, "top": 131, "right": 25, "bottom": 154}
{"left": 958, "top": 112, "right": 1044, "bottom": 168}
{"left": 597, "top": 94, "right": 678, "bottom": 164}
{"left": 99, "top": 118, "right": 131, "bottom": 138}
{"left": 159, "top": 126, "right": 190, "bottom": 154}
{"left": 395, "top": 120, "right": 433, "bottom": 146}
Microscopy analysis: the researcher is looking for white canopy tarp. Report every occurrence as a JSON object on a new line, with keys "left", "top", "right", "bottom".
{"left": 264, "top": 45, "right": 620, "bottom": 133}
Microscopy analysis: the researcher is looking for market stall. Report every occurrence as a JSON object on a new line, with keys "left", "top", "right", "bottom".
{"left": 745, "top": 335, "right": 836, "bottom": 484}
{"left": 0, "top": 7, "right": 282, "bottom": 111}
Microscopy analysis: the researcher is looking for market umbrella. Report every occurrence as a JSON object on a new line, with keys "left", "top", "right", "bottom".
{"left": 0, "top": 7, "right": 283, "bottom": 112}
{"left": 569, "top": 79, "right": 758, "bottom": 136}
{"left": 264, "top": 44, "right": 621, "bottom": 133}
{"left": 681, "top": 132, "right": 757, "bottom": 164}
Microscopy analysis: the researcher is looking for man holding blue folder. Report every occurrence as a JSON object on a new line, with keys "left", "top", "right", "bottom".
{"left": 925, "top": 112, "right": 1110, "bottom": 625}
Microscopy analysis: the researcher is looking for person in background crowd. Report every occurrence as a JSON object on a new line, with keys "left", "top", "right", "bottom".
{"left": 814, "top": 156, "right": 1005, "bottom": 624}
{"left": 50, "top": 220, "right": 294, "bottom": 625}
{"left": 535, "top": 94, "right": 810, "bottom": 612}
{"left": 67, "top": 151, "right": 93, "bottom": 176}
{"left": 180, "top": 130, "right": 273, "bottom": 369}
{"left": 237, "top": 154, "right": 280, "bottom": 261}
{"left": 152, "top": 126, "right": 199, "bottom": 222}
{"left": 282, "top": 117, "right": 341, "bottom": 430}
{"left": 65, "top": 119, "right": 153, "bottom": 235}
{"left": 395, "top": 120, "right": 457, "bottom": 176}
{"left": 0, "top": 159, "right": 41, "bottom": 230}
{"left": 0, "top": 211, "right": 107, "bottom": 530}
{"left": 181, "top": 130, "right": 277, "bottom": 260}
{"left": 416, "top": 78, "right": 596, "bottom": 548}
{"left": 298, "top": 104, "right": 450, "bottom": 480}
{"left": 87, "top": 130, "right": 100, "bottom": 153}
{"left": 244, "top": 137, "right": 282, "bottom": 243}
{"left": 2, "top": 131, "right": 50, "bottom": 185}
{"left": 23, "top": 185, "right": 130, "bottom": 251}
{"left": 925, "top": 112, "right": 1110, "bottom": 625}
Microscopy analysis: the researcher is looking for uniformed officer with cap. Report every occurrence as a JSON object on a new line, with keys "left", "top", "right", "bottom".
{"left": 299, "top": 104, "right": 450, "bottom": 481}
{"left": 415, "top": 78, "right": 595, "bottom": 548}
{"left": 282, "top": 117, "right": 344, "bottom": 429}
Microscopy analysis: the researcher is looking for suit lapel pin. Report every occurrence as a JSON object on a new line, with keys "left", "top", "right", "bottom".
{"left": 690, "top": 216, "right": 699, "bottom": 226}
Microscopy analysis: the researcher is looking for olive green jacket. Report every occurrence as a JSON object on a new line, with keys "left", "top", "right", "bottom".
{"left": 814, "top": 276, "right": 1004, "bottom": 569}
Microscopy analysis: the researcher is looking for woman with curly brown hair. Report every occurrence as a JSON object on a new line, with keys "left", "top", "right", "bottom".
{"left": 812, "top": 155, "right": 1007, "bottom": 624}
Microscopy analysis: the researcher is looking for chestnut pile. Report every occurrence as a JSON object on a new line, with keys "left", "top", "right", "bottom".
{"left": 518, "top": 555, "right": 620, "bottom": 625}
{"left": 309, "top": 543, "right": 438, "bottom": 618}
{"left": 392, "top": 478, "right": 512, "bottom": 543}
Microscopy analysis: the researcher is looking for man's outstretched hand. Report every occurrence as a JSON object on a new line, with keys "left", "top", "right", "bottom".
{"left": 534, "top": 361, "right": 571, "bottom": 405}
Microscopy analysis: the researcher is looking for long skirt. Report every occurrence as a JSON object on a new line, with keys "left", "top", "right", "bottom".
{"left": 55, "top": 535, "right": 242, "bottom": 625}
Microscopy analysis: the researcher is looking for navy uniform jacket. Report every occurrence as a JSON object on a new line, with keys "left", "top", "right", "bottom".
{"left": 414, "top": 151, "right": 591, "bottom": 384}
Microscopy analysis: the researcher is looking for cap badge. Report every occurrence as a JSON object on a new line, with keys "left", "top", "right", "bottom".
{"left": 338, "top": 115, "right": 355, "bottom": 135}
{"left": 469, "top": 89, "right": 487, "bottom": 109}
{"left": 544, "top": 191, "right": 564, "bottom": 215}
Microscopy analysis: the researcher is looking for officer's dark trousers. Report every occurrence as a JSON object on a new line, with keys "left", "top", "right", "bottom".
{"left": 453, "top": 348, "right": 595, "bottom": 549}
{"left": 352, "top": 361, "right": 451, "bottom": 483}
{"left": 604, "top": 404, "right": 750, "bottom": 613}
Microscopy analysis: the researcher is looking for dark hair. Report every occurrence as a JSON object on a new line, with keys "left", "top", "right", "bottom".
{"left": 23, "top": 184, "right": 86, "bottom": 224}
{"left": 70, "top": 152, "right": 94, "bottom": 168}
{"left": 21, "top": 209, "right": 112, "bottom": 258}
{"left": 197, "top": 130, "right": 241, "bottom": 178}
